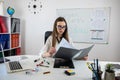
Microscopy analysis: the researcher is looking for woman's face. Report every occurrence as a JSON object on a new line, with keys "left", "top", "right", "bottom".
{"left": 56, "top": 21, "right": 66, "bottom": 36}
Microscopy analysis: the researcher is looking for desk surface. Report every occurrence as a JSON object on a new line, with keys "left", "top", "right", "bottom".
{"left": 0, "top": 55, "right": 120, "bottom": 80}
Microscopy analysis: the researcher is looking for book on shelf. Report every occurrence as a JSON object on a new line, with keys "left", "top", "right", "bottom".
{"left": 16, "top": 48, "right": 21, "bottom": 55}
{"left": 0, "top": 17, "right": 8, "bottom": 33}
{"left": 11, "top": 18, "right": 20, "bottom": 33}
{"left": 0, "top": 34, "right": 10, "bottom": 50}
{"left": 11, "top": 34, "right": 19, "bottom": 48}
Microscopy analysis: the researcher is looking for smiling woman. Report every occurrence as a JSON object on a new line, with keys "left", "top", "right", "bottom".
{"left": 0, "top": 0, "right": 4, "bottom": 15}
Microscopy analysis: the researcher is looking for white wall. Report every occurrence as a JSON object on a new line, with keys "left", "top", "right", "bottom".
{"left": 0, "top": 1, "right": 3, "bottom": 15}
{"left": 3, "top": 0, "right": 120, "bottom": 61}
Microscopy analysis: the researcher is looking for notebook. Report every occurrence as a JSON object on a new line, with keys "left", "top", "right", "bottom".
{"left": 0, "top": 44, "right": 33, "bottom": 73}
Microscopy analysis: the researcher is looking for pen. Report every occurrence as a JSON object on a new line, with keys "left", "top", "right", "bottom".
{"left": 96, "top": 59, "right": 99, "bottom": 72}
{"left": 39, "top": 64, "right": 49, "bottom": 67}
{"left": 34, "top": 58, "right": 40, "bottom": 62}
{"left": 96, "top": 59, "right": 101, "bottom": 80}
{"left": 86, "top": 62, "right": 93, "bottom": 71}
{"left": 43, "top": 71, "right": 50, "bottom": 74}
{"left": 94, "top": 59, "right": 95, "bottom": 69}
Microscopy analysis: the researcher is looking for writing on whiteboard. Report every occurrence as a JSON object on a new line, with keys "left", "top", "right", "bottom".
{"left": 56, "top": 7, "right": 110, "bottom": 43}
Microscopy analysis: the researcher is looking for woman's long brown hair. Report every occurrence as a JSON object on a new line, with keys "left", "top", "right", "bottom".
{"left": 52, "top": 17, "right": 69, "bottom": 47}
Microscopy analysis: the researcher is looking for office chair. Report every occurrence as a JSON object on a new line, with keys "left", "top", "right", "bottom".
{"left": 44, "top": 31, "right": 52, "bottom": 44}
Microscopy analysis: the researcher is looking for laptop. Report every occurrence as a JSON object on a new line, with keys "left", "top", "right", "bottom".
{"left": 0, "top": 44, "right": 33, "bottom": 73}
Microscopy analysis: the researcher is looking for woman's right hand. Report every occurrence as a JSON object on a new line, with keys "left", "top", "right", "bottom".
{"left": 48, "top": 47, "right": 56, "bottom": 55}
{"left": 42, "top": 47, "right": 56, "bottom": 58}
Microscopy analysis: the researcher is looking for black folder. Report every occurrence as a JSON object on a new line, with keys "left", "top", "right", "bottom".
{"left": 53, "top": 47, "right": 80, "bottom": 60}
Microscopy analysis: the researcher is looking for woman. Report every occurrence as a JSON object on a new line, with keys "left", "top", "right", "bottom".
{"left": 39, "top": 17, "right": 88, "bottom": 60}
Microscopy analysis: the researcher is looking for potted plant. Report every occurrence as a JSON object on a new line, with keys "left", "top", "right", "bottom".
{"left": 104, "top": 63, "right": 115, "bottom": 80}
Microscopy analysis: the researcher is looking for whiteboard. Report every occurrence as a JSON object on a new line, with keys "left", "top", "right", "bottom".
{"left": 56, "top": 7, "right": 110, "bottom": 43}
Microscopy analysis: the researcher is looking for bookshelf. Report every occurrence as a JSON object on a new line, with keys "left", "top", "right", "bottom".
{"left": 0, "top": 15, "right": 21, "bottom": 57}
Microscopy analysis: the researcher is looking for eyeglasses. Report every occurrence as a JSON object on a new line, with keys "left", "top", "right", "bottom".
{"left": 56, "top": 25, "right": 66, "bottom": 29}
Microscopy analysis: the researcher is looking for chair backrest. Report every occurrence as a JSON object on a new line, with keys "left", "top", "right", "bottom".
{"left": 44, "top": 31, "right": 52, "bottom": 44}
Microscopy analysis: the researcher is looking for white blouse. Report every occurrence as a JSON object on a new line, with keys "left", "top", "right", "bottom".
{"left": 39, "top": 36, "right": 74, "bottom": 58}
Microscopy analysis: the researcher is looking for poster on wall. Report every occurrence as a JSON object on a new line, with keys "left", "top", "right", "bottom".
{"left": 56, "top": 7, "right": 110, "bottom": 44}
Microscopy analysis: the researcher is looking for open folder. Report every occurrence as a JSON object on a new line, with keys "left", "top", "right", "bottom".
{"left": 73, "top": 44, "right": 94, "bottom": 60}
{"left": 53, "top": 38, "right": 94, "bottom": 60}
{"left": 53, "top": 38, "right": 94, "bottom": 68}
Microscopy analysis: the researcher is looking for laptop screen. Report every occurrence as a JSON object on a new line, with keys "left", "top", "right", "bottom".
{"left": 0, "top": 44, "right": 10, "bottom": 63}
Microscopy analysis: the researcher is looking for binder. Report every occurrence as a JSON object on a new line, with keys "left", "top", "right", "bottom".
{"left": 16, "top": 48, "right": 21, "bottom": 55}
{"left": 11, "top": 18, "right": 20, "bottom": 33}
{"left": 53, "top": 47, "right": 80, "bottom": 60}
{"left": 0, "top": 34, "right": 10, "bottom": 50}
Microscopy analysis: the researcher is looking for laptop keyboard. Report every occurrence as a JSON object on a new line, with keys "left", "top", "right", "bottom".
{"left": 9, "top": 61, "right": 23, "bottom": 70}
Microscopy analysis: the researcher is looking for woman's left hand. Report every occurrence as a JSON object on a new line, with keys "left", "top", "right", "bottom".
{"left": 82, "top": 55, "right": 88, "bottom": 60}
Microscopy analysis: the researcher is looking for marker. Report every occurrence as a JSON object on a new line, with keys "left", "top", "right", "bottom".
{"left": 86, "top": 62, "right": 93, "bottom": 71}
{"left": 96, "top": 59, "right": 99, "bottom": 73}
{"left": 46, "top": 61, "right": 50, "bottom": 65}
{"left": 34, "top": 58, "right": 40, "bottom": 62}
{"left": 43, "top": 71, "right": 50, "bottom": 74}
{"left": 39, "top": 64, "right": 49, "bottom": 67}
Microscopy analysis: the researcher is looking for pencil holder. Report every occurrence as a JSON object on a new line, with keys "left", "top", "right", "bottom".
{"left": 92, "top": 70, "right": 98, "bottom": 80}
{"left": 92, "top": 73, "right": 96, "bottom": 80}
{"left": 98, "top": 70, "right": 103, "bottom": 80}
{"left": 92, "top": 70, "right": 103, "bottom": 80}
